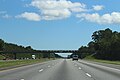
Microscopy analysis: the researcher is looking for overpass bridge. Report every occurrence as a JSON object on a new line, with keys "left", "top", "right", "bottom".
{"left": 0, "top": 50, "right": 79, "bottom": 59}
{"left": 0, "top": 50, "right": 79, "bottom": 53}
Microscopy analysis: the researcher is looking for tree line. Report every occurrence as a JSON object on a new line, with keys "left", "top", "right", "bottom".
{"left": 74, "top": 28, "right": 120, "bottom": 61}
{"left": 0, "top": 39, "right": 61, "bottom": 60}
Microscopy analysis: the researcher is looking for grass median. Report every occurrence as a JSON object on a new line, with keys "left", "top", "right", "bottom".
{"left": 0, "top": 58, "right": 54, "bottom": 69}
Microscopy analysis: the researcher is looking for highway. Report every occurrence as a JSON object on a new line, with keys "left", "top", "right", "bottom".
{"left": 0, "top": 59, "right": 120, "bottom": 80}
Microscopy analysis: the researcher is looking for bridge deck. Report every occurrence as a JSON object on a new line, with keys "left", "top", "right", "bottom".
{"left": 0, "top": 50, "right": 79, "bottom": 53}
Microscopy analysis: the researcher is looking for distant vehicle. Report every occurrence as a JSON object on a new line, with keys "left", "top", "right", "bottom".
{"left": 32, "top": 55, "right": 36, "bottom": 59}
{"left": 72, "top": 55, "right": 78, "bottom": 61}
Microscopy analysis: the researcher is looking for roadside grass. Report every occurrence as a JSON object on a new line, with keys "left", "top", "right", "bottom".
{"left": 84, "top": 55, "right": 120, "bottom": 65}
{"left": 0, "top": 58, "right": 54, "bottom": 68}
{"left": 0, "top": 55, "right": 5, "bottom": 60}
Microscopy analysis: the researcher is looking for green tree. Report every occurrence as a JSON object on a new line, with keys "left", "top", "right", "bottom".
{"left": 0, "top": 39, "right": 4, "bottom": 51}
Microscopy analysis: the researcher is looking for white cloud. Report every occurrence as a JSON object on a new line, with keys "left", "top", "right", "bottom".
{"left": 31, "top": 0, "right": 86, "bottom": 10}
{"left": 16, "top": 12, "right": 41, "bottom": 21}
{"left": 30, "top": 0, "right": 87, "bottom": 20}
{"left": 2, "top": 14, "right": 12, "bottom": 19}
{"left": 93, "top": 5, "right": 104, "bottom": 11}
{"left": 76, "top": 12, "right": 120, "bottom": 24}
{"left": 41, "top": 9, "right": 71, "bottom": 20}
{"left": 70, "top": 7, "right": 87, "bottom": 12}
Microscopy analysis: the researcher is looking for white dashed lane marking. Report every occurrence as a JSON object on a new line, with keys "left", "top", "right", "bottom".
{"left": 39, "top": 69, "right": 43, "bottom": 72}
{"left": 48, "top": 65, "right": 51, "bottom": 68}
{"left": 86, "top": 73, "right": 92, "bottom": 77}
{"left": 20, "top": 79, "right": 24, "bottom": 80}
{"left": 79, "top": 67, "right": 82, "bottom": 70}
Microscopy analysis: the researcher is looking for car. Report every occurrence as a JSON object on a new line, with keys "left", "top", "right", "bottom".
{"left": 72, "top": 55, "right": 78, "bottom": 61}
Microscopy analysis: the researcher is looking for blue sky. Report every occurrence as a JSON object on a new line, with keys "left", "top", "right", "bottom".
{"left": 0, "top": 0, "right": 120, "bottom": 57}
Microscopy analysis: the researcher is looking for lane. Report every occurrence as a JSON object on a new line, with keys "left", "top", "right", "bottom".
{"left": 74, "top": 60, "right": 120, "bottom": 80}
{"left": 25, "top": 59, "right": 93, "bottom": 80}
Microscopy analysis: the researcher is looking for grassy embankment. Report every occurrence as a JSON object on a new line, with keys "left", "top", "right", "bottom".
{"left": 0, "top": 58, "right": 54, "bottom": 69}
{"left": 0, "top": 55, "right": 5, "bottom": 60}
{"left": 84, "top": 55, "right": 120, "bottom": 65}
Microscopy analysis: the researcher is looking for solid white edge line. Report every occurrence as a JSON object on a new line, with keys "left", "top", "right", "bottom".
{"left": 81, "top": 61, "right": 120, "bottom": 72}
{"left": 86, "top": 73, "right": 92, "bottom": 77}
{"left": 0, "top": 59, "right": 56, "bottom": 73}
{"left": 39, "top": 69, "right": 43, "bottom": 72}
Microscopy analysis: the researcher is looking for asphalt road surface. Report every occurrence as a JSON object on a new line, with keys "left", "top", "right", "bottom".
{"left": 0, "top": 59, "right": 120, "bottom": 80}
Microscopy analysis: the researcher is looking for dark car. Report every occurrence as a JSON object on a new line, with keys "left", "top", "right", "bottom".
{"left": 72, "top": 55, "right": 78, "bottom": 61}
